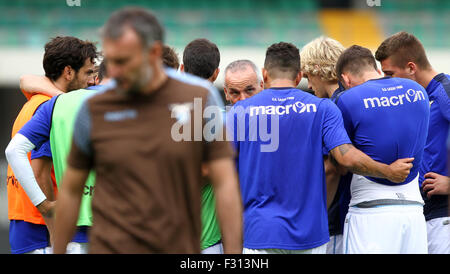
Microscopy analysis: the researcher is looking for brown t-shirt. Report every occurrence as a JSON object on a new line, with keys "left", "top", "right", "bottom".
{"left": 67, "top": 73, "right": 234, "bottom": 254}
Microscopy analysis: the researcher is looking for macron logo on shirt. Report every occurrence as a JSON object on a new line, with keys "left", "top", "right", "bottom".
{"left": 363, "top": 89, "right": 426, "bottom": 109}
{"left": 249, "top": 101, "right": 317, "bottom": 117}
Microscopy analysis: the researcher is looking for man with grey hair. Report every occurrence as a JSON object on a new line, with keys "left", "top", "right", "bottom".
{"left": 223, "top": 59, "right": 263, "bottom": 105}
{"left": 53, "top": 7, "right": 243, "bottom": 254}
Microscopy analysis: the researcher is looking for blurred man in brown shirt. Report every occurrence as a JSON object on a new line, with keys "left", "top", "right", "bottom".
{"left": 53, "top": 7, "right": 243, "bottom": 254}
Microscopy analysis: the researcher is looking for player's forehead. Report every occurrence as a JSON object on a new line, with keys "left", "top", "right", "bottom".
{"left": 226, "top": 67, "right": 257, "bottom": 86}
{"left": 380, "top": 57, "right": 399, "bottom": 71}
{"left": 78, "top": 58, "right": 95, "bottom": 73}
{"left": 102, "top": 29, "right": 143, "bottom": 58}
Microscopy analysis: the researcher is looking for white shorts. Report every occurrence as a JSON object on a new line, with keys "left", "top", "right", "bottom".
{"left": 426, "top": 217, "right": 450, "bottom": 254}
{"left": 243, "top": 243, "right": 327, "bottom": 254}
{"left": 326, "top": 234, "right": 343, "bottom": 254}
{"left": 343, "top": 205, "right": 428, "bottom": 254}
{"left": 201, "top": 242, "right": 223, "bottom": 254}
{"left": 24, "top": 242, "right": 88, "bottom": 254}
{"left": 25, "top": 246, "right": 53, "bottom": 254}
{"left": 65, "top": 242, "right": 89, "bottom": 254}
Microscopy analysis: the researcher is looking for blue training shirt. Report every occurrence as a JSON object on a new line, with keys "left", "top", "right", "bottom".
{"left": 336, "top": 77, "right": 430, "bottom": 186}
{"left": 420, "top": 73, "right": 450, "bottom": 220}
{"left": 227, "top": 87, "right": 351, "bottom": 250}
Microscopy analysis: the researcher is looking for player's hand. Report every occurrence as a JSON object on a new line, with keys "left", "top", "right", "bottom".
{"left": 422, "top": 172, "right": 450, "bottom": 198}
{"left": 387, "top": 158, "right": 414, "bottom": 183}
{"left": 37, "top": 199, "right": 56, "bottom": 218}
{"left": 37, "top": 199, "right": 56, "bottom": 247}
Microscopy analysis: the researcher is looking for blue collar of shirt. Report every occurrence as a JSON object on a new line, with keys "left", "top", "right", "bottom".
{"left": 426, "top": 73, "right": 447, "bottom": 95}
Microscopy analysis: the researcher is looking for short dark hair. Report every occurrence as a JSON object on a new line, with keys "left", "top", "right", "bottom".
{"left": 102, "top": 7, "right": 164, "bottom": 47}
{"left": 182, "top": 38, "right": 220, "bottom": 79}
{"left": 43, "top": 36, "right": 98, "bottom": 81}
{"left": 375, "top": 31, "right": 431, "bottom": 69}
{"left": 335, "top": 45, "right": 378, "bottom": 81}
{"left": 264, "top": 42, "right": 300, "bottom": 80}
{"left": 162, "top": 45, "right": 180, "bottom": 69}
{"left": 97, "top": 59, "right": 107, "bottom": 82}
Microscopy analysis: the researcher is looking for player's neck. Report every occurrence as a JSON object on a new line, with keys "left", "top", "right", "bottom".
{"left": 360, "top": 70, "right": 383, "bottom": 84}
{"left": 266, "top": 79, "right": 297, "bottom": 89}
{"left": 325, "top": 82, "right": 339, "bottom": 98}
{"left": 415, "top": 67, "right": 439, "bottom": 89}
{"left": 52, "top": 78, "right": 68, "bottom": 93}
{"left": 141, "top": 64, "right": 168, "bottom": 95}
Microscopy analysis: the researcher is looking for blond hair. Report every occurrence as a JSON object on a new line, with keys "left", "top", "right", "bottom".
{"left": 300, "top": 36, "right": 345, "bottom": 82}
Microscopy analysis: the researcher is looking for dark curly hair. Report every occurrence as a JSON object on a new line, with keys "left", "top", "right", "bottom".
{"left": 162, "top": 45, "right": 180, "bottom": 69}
{"left": 43, "top": 36, "right": 99, "bottom": 81}
{"left": 264, "top": 42, "right": 300, "bottom": 80}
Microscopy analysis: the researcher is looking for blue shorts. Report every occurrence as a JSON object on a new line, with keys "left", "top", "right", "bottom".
{"left": 9, "top": 220, "right": 90, "bottom": 254}
{"left": 9, "top": 220, "right": 49, "bottom": 254}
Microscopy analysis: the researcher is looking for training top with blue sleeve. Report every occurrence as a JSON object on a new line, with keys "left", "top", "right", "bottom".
{"left": 17, "top": 86, "right": 105, "bottom": 245}
{"left": 337, "top": 77, "right": 430, "bottom": 188}
{"left": 228, "top": 87, "right": 351, "bottom": 250}
{"left": 420, "top": 73, "right": 450, "bottom": 221}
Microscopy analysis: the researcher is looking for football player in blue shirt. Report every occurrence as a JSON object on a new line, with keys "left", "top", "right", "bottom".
{"left": 376, "top": 31, "right": 450, "bottom": 254}
{"left": 336, "top": 45, "right": 430, "bottom": 253}
{"left": 228, "top": 42, "right": 415, "bottom": 254}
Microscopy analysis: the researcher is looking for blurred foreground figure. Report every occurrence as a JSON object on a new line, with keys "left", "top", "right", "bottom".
{"left": 53, "top": 7, "right": 243, "bottom": 254}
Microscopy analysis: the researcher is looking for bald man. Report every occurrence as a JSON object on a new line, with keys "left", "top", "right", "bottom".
{"left": 223, "top": 60, "right": 263, "bottom": 105}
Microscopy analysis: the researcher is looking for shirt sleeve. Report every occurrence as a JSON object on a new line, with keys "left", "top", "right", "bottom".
{"left": 5, "top": 134, "right": 46, "bottom": 206}
{"left": 321, "top": 99, "right": 352, "bottom": 153}
{"left": 435, "top": 86, "right": 450, "bottom": 122}
{"left": 336, "top": 94, "right": 356, "bottom": 140}
{"left": 30, "top": 140, "right": 52, "bottom": 160}
{"left": 18, "top": 96, "right": 58, "bottom": 150}
{"left": 67, "top": 99, "right": 94, "bottom": 170}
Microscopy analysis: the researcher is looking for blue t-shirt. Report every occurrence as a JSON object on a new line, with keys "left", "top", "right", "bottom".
{"left": 420, "top": 73, "right": 450, "bottom": 220}
{"left": 227, "top": 87, "right": 351, "bottom": 250}
{"left": 336, "top": 77, "right": 430, "bottom": 186}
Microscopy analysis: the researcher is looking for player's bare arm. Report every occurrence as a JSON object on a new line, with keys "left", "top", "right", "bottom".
{"left": 207, "top": 157, "right": 243, "bottom": 254}
{"left": 31, "top": 157, "right": 56, "bottom": 244}
{"left": 20, "top": 74, "right": 63, "bottom": 99}
{"left": 330, "top": 143, "right": 414, "bottom": 183}
{"left": 53, "top": 165, "right": 89, "bottom": 254}
{"left": 324, "top": 156, "right": 340, "bottom": 209}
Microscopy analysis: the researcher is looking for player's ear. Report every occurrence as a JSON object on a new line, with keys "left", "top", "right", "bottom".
{"left": 223, "top": 86, "right": 230, "bottom": 101}
{"left": 294, "top": 71, "right": 302, "bottom": 87}
{"left": 341, "top": 73, "right": 351, "bottom": 89}
{"left": 63, "top": 65, "right": 75, "bottom": 81}
{"left": 149, "top": 41, "right": 163, "bottom": 63}
{"left": 262, "top": 68, "right": 268, "bottom": 83}
{"left": 406, "top": 62, "right": 417, "bottom": 75}
{"left": 209, "top": 68, "right": 219, "bottom": 82}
